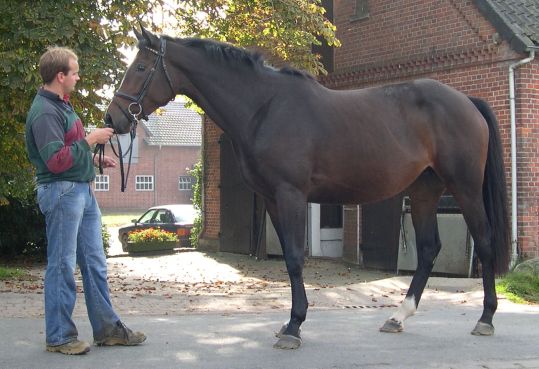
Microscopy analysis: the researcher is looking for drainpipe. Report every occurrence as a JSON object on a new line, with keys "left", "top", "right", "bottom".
{"left": 508, "top": 49, "right": 535, "bottom": 268}
{"left": 356, "top": 205, "right": 360, "bottom": 265}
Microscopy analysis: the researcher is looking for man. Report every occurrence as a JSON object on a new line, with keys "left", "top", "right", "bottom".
{"left": 25, "top": 46, "right": 146, "bottom": 355}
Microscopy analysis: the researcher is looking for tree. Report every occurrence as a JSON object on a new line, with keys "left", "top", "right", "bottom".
{"left": 172, "top": 0, "right": 340, "bottom": 75}
{"left": 0, "top": 0, "right": 338, "bottom": 203}
{"left": 0, "top": 0, "right": 162, "bottom": 203}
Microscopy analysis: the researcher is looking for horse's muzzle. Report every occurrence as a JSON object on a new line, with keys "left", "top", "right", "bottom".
{"left": 104, "top": 113, "right": 115, "bottom": 132}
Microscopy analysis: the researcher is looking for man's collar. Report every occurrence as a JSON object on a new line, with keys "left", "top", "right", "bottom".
{"left": 38, "top": 87, "right": 69, "bottom": 103}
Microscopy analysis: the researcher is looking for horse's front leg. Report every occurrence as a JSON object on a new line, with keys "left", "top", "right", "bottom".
{"left": 265, "top": 188, "right": 308, "bottom": 349}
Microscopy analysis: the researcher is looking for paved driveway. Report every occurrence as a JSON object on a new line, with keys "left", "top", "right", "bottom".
{"left": 1, "top": 228, "right": 538, "bottom": 368}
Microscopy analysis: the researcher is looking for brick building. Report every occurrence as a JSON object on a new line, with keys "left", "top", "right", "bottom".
{"left": 199, "top": 0, "right": 539, "bottom": 264}
{"left": 95, "top": 100, "right": 201, "bottom": 211}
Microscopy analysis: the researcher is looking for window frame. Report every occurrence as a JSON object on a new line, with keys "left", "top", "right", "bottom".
{"left": 351, "top": 0, "right": 369, "bottom": 21}
{"left": 94, "top": 174, "right": 110, "bottom": 192}
{"left": 178, "top": 175, "right": 193, "bottom": 191}
{"left": 135, "top": 175, "right": 154, "bottom": 191}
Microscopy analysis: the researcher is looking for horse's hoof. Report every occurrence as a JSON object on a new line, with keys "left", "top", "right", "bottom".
{"left": 273, "top": 334, "right": 302, "bottom": 349}
{"left": 379, "top": 318, "right": 403, "bottom": 333}
{"left": 275, "top": 323, "right": 300, "bottom": 338}
{"left": 471, "top": 321, "right": 494, "bottom": 336}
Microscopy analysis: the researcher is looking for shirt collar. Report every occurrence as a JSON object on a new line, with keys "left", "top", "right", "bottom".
{"left": 37, "top": 87, "right": 64, "bottom": 102}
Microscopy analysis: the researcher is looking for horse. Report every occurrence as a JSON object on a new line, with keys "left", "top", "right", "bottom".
{"left": 105, "top": 27, "right": 509, "bottom": 349}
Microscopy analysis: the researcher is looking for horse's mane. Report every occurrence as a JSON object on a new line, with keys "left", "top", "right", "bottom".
{"left": 158, "top": 36, "right": 314, "bottom": 80}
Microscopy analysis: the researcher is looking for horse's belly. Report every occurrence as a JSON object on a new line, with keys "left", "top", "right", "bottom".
{"left": 308, "top": 162, "right": 426, "bottom": 204}
{"left": 308, "top": 186, "right": 397, "bottom": 204}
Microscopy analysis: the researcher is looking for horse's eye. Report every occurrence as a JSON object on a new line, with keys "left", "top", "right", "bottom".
{"left": 136, "top": 64, "right": 145, "bottom": 71}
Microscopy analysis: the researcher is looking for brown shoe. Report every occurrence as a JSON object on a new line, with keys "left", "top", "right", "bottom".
{"left": 94, "top": 321, "right": 146, "bottom": 346}
{"left": 46, "top": 340, "right": 90, "bottom": 355}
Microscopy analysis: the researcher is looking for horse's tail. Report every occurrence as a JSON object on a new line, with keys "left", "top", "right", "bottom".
{"left": 468, "top": 96, "right": 510, "bottom": 274}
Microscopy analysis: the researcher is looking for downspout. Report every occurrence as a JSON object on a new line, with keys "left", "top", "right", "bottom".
{"left": 357, "top": 205, "right": 360, "bottom": 265}
{"left": 508, "top": 49, "right": 535, "bottom": 268}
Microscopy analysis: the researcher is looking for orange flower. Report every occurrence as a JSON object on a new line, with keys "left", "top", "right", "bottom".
{"left": 127, "top": 227, "right": 178, "bottom": 243}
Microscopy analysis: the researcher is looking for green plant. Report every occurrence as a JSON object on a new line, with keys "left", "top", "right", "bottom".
{"left": 188, "top": 159, "right": 203, "bottom": 247}
{"left": 496, "top": 271, "right": 539, "bottom": 304}
{"left": 0, "top": 195, "right": 46, "bottom": 259}
{"left": 0, "top": 266, "right": 27, "bottom": 280}
{"left": 128, "top": 228, "right": 178, "bottom": 243}
{"left": 101, "top": 224, "right": 111, "bottom": 257}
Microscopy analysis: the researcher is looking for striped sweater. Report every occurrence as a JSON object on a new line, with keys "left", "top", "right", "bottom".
{"left": 25, "top": 88, "right": 95, "bottom": 184}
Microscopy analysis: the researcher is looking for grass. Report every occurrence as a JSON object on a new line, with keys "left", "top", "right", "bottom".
{"left": 0, "top": 266, "right": 27, "bottom": 280}
{"left": 496, "top": 271, "right": 539, "bottom": 304}
{"left": 101, "top": 210, "right": 145, "bottom": 227}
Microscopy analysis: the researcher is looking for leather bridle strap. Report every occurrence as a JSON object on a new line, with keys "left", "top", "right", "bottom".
{"left": 96, "top": 36, "right": 175, "bottom": 192}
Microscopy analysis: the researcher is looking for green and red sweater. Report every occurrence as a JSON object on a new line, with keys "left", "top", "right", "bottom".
{"left": 25, "top": 88, "right": 95, "bottom": 184}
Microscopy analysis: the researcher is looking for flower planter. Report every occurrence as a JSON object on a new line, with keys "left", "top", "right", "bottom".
{"left": 126, "top": 240, "right": 178, "bottom": 253}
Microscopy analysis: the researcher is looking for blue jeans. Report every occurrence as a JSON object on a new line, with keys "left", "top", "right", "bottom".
{"left": 37, "top": 181, "right": 119, "bottom": 346}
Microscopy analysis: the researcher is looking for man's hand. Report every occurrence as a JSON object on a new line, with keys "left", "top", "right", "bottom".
{"left": 85, "top": 128, "right": 114, "bottom": 146}
{"left": 94, "top": 155, "right": 117, "bottom": 169}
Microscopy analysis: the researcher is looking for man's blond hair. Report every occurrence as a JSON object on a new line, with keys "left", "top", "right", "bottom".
{"left": 39, "top": 46, "right": 78, "bottom": 85}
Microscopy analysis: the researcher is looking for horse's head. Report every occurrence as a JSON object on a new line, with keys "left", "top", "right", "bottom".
{"left": 105, "top": 27, "right": 175, "bottom": 134}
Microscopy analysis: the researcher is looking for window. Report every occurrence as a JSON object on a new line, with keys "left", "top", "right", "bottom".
{"left": 94, "top": 175, "right": 109, "bottom": 191}
{"left": 178, "top": 176, "right": 193, "bottom": 191}
{"left": 135, "top": 175, "right": 154, "bottom": 191}
{"left": 352, "top": 0, "right": 369, "bottom": 21}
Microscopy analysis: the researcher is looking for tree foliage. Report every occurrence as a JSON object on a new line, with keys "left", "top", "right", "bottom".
{"left": 0, "top": 0, "right": 162, "bottom": 203}
{"left": 0, "top": 0, "right": 338, "bottom": 204}
{"left": 172, "top": 0, "right": 340, "bottom": 75}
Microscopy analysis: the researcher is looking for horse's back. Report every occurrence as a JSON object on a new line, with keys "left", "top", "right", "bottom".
{"left": 303, "top": 79, "right": 489, "bottom": 203}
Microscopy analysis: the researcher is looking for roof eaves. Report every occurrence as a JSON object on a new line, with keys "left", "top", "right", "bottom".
{"left": 473, "top": 0, "right": 535, "bottom": 54}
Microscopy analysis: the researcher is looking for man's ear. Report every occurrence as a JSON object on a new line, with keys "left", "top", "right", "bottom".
{"left": 56, "top": 71, "right": 65, "bottom": 84}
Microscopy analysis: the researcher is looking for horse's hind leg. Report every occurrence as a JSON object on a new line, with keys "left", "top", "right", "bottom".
{"left": 452, "top": 190, "right": 496, "bottom": 336}
{"left": 381, "top": 170, "right": 445, "bottom": 333}
{"left": 265, "top": 186, "right": 308, "bottom": 349}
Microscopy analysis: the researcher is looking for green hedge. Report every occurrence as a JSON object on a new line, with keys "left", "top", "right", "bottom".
{"left": 0, "top": 196, "right": 46, "bottom": 260}
{"left": 0, "top": 196, "right": 111, "bottom": 260}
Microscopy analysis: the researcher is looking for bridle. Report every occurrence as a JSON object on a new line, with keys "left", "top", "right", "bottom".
{"left": 95, "top": 37, "right": 175, "bottom": 192}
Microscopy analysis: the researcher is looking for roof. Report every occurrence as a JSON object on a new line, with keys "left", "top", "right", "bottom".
{"left": 473, "top": 0, "right": 539, "bottom": 53}
{"left": 142, "top": 100, "right": 202, "bottom": 146}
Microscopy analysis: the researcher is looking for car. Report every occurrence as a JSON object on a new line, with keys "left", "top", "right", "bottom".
{"left": 118, "top": 204, "right": 197, "bottom": 251}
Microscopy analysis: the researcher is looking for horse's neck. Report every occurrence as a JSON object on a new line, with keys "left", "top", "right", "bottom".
{"left": 170, "top": 44, "right": 272, "bottom": 141}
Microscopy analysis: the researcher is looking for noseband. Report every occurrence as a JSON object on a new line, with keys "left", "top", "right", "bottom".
{"left": 96, "top": 37, "right": 175, "bottom": 192}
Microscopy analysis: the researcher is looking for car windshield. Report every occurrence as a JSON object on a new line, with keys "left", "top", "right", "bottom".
{"left": 170, "top": 206, "right": 196, "bottom": 224}
{"left": 138, "top": 210, "right": 156, "bottom": 224}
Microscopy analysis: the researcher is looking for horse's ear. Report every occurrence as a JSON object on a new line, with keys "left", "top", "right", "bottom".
{"left": 133, "top": 27, "right": 143, "bottom": 42}
{"left": 141, "top": 26, "right": 154, "bottom": 43}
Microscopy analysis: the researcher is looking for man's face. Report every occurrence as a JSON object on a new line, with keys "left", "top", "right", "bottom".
{"left": 60, "top": 58, "right": 80, "bottom": 95}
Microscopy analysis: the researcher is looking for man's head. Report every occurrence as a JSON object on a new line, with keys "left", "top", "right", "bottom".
{"left": 39, "top": 46, "right": 80, "bottom": 94}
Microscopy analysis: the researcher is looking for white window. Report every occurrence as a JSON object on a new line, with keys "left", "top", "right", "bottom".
{"left": 135, "top": 175, "right": 154, "bottom": 191}
{"left": 178, "top": 176, "right": 193, "bottom": 191}
{"left": 94, "top": 175, "right": 109, "bottom": 191}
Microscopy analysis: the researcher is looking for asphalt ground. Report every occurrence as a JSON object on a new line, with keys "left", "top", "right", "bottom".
{"left": 1, "top": 230, "right": 538, "bottom": 368}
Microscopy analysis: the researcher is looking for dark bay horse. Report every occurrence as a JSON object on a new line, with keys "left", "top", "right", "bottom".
{"left": 105, "top": 27, "right": 509, "bottom": 349}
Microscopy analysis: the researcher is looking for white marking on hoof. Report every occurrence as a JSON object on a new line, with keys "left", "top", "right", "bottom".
{"left": 275, "top": 322, "right": 300, "bottom": 338}
{"left": 389, "top": 295, "right": 416, "bottom": 325}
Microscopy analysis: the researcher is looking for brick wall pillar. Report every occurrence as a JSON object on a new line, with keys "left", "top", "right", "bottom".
{"left": 515, "top": 60, "right": 539, "bottom": 258}
{"left": 199, "top": 116, "right": 222, "bottom": 251}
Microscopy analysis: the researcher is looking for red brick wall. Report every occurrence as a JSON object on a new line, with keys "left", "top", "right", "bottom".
{"left": 200, "top": 117, "right": 222, "bottom": 241}
{"left": 515, "top": 60, "right": 539, "bottom": 258}
{"left": 343, "top": 205, "right": 362, "bottom": 264}
{"left": 96, "top": 126, "right": 201, "bottom": 211}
